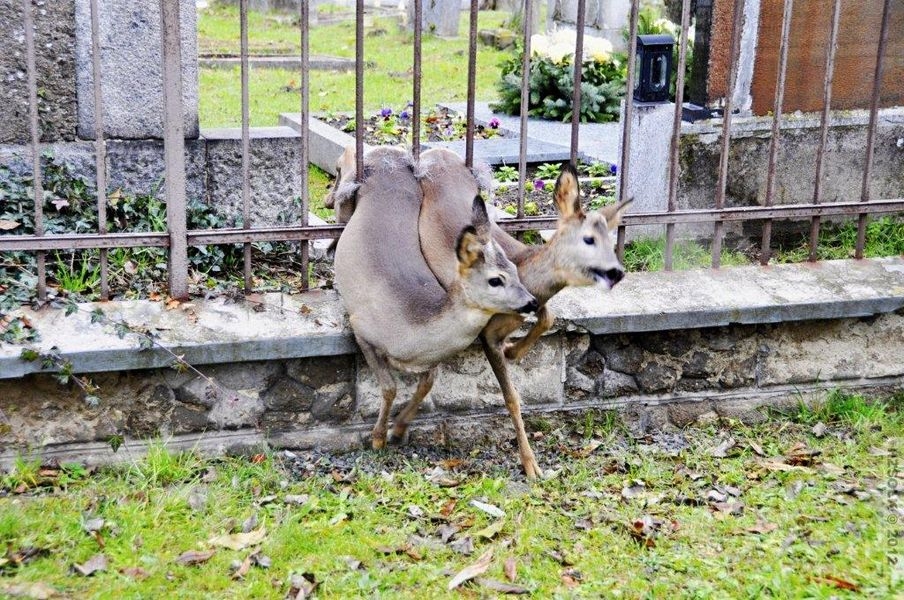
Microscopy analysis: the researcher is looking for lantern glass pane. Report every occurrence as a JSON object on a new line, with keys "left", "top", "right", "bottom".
{"left": 652, "top": 53, "right": 668, "bottom": 91}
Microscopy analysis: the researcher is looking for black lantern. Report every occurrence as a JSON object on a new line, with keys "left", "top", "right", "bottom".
{"left": 634, "top": 34, "right": 675, "bottom": 103}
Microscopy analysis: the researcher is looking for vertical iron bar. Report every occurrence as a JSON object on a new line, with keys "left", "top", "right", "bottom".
{"left": 759, "top": 0, "right": 793, "bottom": 265}
{"left": 89, "top": 0, "right": 108, "bottom": 299}
{"left": 299, "top": 0, "right": 310, "bottom": 289}
{"left": 856, "top": 0, "right": 891, "bottom": 259}
{"left": 570, "top": 0, "right": 587, "bottom": 163}
{"left": 412, "top": 0, "right": 422, "bottom": 160}
{"left": 240, "top": 0, "right": 252, "bottom": 291}
{"left": 809, "top": 0, "right": 841, "bottom": 261}
{"left": 616, "top": 0, "right": 640, "bottom": 261}
{"left": 23, "top": 0, "right": 45, "bottom": 300}
{"left": 664, "top": 0, "right": 692, "bottom": 271}
{"left": 355, "top": 0, "right": 364, "bottom": 181}
{"left": 465, "top": 0, "right": 479, "bottom": 168}
{"left": 711, "top": 0, "right": 745, "bottom": 268}
{"left": 160, "top": 0, "right": 189, "bottom": 300}
{"left": 516, "top": 0, "right": 533, "bottom": 217}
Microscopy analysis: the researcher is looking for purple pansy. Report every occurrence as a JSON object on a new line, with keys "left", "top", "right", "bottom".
{"left": 380, "top": 107, "right": 393, "bottom": 118}
{"left": 534, "top": 179, "right": 545, "bottom": 191}
{"left": 488, "top": 117, "right": 500, "bottom": 129}
{"left": 399, "top": 110, "right": 410, "bottom": 120}
{"left": 609, "top": 164, "right": 618, "bottom": 175}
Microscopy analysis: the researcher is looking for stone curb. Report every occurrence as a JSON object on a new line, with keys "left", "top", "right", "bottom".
{"left": 2, "top": 258, "right": 902, "bottom": 380}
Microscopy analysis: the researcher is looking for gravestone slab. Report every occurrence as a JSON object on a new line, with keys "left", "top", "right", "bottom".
{"left": 74, "top": 0, "right": 199, "bottom": 140}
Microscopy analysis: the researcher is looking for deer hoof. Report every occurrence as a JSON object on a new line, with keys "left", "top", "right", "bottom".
{"left": 387, "top": 428, "right": 410, "bottom": 446}
{"left": 503, "top": 342, "right": 526, "bottom": 362}
{"left": 371, "top": 433, "right": 387, "bottom": 450}
{"left": 521, "top": 455, "right": 543, "bottom": 480}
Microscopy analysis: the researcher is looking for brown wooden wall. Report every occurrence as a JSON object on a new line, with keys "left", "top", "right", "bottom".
{"left": 750, "top": 0, "right": 904, "bottom": 115}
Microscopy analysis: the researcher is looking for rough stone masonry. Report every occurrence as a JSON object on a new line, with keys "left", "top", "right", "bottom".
{"left": 1, "top": 259, "right": 902, "bottom": 467}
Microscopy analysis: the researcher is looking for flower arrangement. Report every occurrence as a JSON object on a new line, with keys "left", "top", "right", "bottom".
{"left": 491, "top": 29, "right": 626, "bottom": 124}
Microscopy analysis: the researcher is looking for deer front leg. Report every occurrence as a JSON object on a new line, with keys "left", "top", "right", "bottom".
{"left": 504, "top": 305, "right": 555, "bottom": 362}
{"left": 355, "top": 335, "right": 397, "bottom": 450}
{"left": 481, "top": 334, "right": 542, "bottom": 480}
{"left": 389, "top": 368, "right": 437, "bottom": 445}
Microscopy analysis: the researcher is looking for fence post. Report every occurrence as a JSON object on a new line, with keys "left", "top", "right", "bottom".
{"left": 160, "top": 0, "right": 189, "bottom": 300}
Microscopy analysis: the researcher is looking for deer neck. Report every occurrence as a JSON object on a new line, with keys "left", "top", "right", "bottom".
{"left": 517, "top": 243, "right": 567, "bottom": 305}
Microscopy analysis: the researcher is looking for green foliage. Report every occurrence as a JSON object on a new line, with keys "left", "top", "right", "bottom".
{"left": 494, "top": 165, "right": 519, "bottom": 183}
{"left": 581, "top": 161, "right": 615, "bottom": 177}
{"left": 492, "top": 48, "right": 625, "bottom": 123}
{"left": 127, "top": 441, "right": 204, "bottom": 488}
{"left": 773, "top": 216, "right": 904, "bottom": 263}
{"left": 623, "top": 236, "right": 750, "bottom": 272}
{"left": 534, "top": 163, "right": 561, "bottom": 180}
{"left": 1, "top": 456, "right": 42, "bottom": 491}
{"left": 785, "top": 389, "right": 891, "bottom": 430}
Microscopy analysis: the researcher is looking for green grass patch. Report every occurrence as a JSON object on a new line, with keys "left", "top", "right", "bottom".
{"left": 773, "top": 216, "right": 904, "bottom": 263}
{"left": 2, "top": 393, "right": 902, "bottom": 597}
{"left": 623, "top": 236, "right": 751, "bottom": 272}
{"left": 197, "top": 11, "right": 513, "bottom": 128}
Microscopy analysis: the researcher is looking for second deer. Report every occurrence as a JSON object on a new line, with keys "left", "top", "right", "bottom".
{"left": 417, "top": 149, "right": 630, "bottom": 479}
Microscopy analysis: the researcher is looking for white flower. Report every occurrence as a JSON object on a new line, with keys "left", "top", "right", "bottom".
{"left": 530, "top": 33, "right": 549, "bottom": 57}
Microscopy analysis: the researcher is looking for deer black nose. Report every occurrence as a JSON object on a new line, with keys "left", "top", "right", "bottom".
{"left": 518, "top": 299, "right": 539, "bottom": 314}
{"left": 606, "top": 268, "right": 624, "bottom": 285}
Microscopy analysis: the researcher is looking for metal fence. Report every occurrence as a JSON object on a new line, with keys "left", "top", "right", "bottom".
{"left": 1, "top": 0, "right": 902, "bottom": 301}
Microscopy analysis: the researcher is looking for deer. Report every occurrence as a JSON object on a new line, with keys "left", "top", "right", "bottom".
{"left": 416, "top": 148, "right": 631, "bottom": 479}
{"left": 331, "top": 145, "right": 538, "bottom": 450}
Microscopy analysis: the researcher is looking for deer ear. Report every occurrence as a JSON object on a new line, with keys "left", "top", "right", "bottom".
{"left": 470, "top": 195, "right": 490, "bottom": 237}
{"left": 456, "top": 225, "right": 483, "bottom": 269}
{"left": 601, "top": 198, "right": 632, "bottom": 230}
{"left": 554, "top": 162, "right": 583, "bottom": 220}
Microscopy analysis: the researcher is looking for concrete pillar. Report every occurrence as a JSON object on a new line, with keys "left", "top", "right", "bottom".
{"left": 617, "top": 101, "right": 673, "bottom": 240}
{"left": 74, "top": 0, "right": 199, "bottom": 140}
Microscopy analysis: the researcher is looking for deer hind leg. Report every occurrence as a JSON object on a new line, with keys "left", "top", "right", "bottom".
{"left": 389, "top": 367, "right": 437, "bottom": 445}
{"left": 504, "top": 305, "right": 555, "bottom": 362}
{"left": 481, "top": 334, "right": 542, "bottom": 480}
{"left": 355, "top": 335, "right": 397, "bottom": 450}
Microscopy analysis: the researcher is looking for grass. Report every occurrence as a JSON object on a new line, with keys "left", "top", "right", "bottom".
{"left": 623, "top": 236, "right": 751, "bottom": 272}
{"left": 2, "top": 391, "right": 902, "bottom": 598}
{"left": 773, "top": 216, "right": 904, "bottom": 263}
{"left": 197, "top": 7, "right": 513, "bottom": 128}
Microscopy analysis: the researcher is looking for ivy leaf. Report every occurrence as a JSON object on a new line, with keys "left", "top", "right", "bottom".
{"left": 108, "top": 434, "right": 124, "bottom": 453}
{"left": 64, "top": 297, "right": 79, "bottom": 316}
{"left": 90, "top": 308, "right": 105, "bottom": 324}
{"left": 19, "top": 348, "right": 39, "bottom": 362}
{"left": 84, "top": 395, "right": 100, "bottom": 407}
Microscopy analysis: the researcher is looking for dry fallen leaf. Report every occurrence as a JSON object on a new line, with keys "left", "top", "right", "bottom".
{"left": 71, "top": 554, "right": 108, "bottom": 577}
{"left": 0, "top": 219, "right": 21, "bottom": 231}
{"left": 287, "top": 572, "right": 318, "bottom": 599}
{"left": 209, "top": 528, "right": 266, "bottom": 551}
{"left": 472, "top": 519, "right": 505, "bottom": 540}
{"left": 284, "top": 494, "right": 309, "bottom": 506}
{"left": 120, "top": 566, "right": 150, "bottom": 580}
{"left": 470, "top": 500, "right": 505, "bottom": 518}
{"left": 810, "top": 574, "right": 859, "bottom": 591}
{"left": 744, "top": 520, "right": 778, "bottom": 535}
{"left": 504, "top": 556, "right": 518, "bottom": 582}
{"left": 785, "top": 442, "right": 821, "bottom": 466}
{"left": 175, "top": 549, "right": 216, "bottom": 566}
{"left": 448, "top": 547, "right": 494, "bottom": 590}
{"left": 710, "top": 437, "right": 736, "bottom": 458}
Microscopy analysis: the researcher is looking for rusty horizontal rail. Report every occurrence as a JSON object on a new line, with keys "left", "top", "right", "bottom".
{"left": 4, "top": 200, "right": 903, "bottom": 253}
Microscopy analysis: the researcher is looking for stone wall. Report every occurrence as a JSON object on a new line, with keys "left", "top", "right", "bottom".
{"left": 0, "top": 0, "right": 78, "bottom": 144}
{"left": 0, "top": 126, "right": 305, "bottom": 226}
{"left": 3, "top": 311, "right": 902, "bottom": 466}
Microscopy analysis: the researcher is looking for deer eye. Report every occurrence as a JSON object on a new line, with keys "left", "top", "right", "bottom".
{"left": 488, "top": 277, "right": 503, "bottom": 287}
{"left": 583, "top": 235, "right": 595, "bottom": 245}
